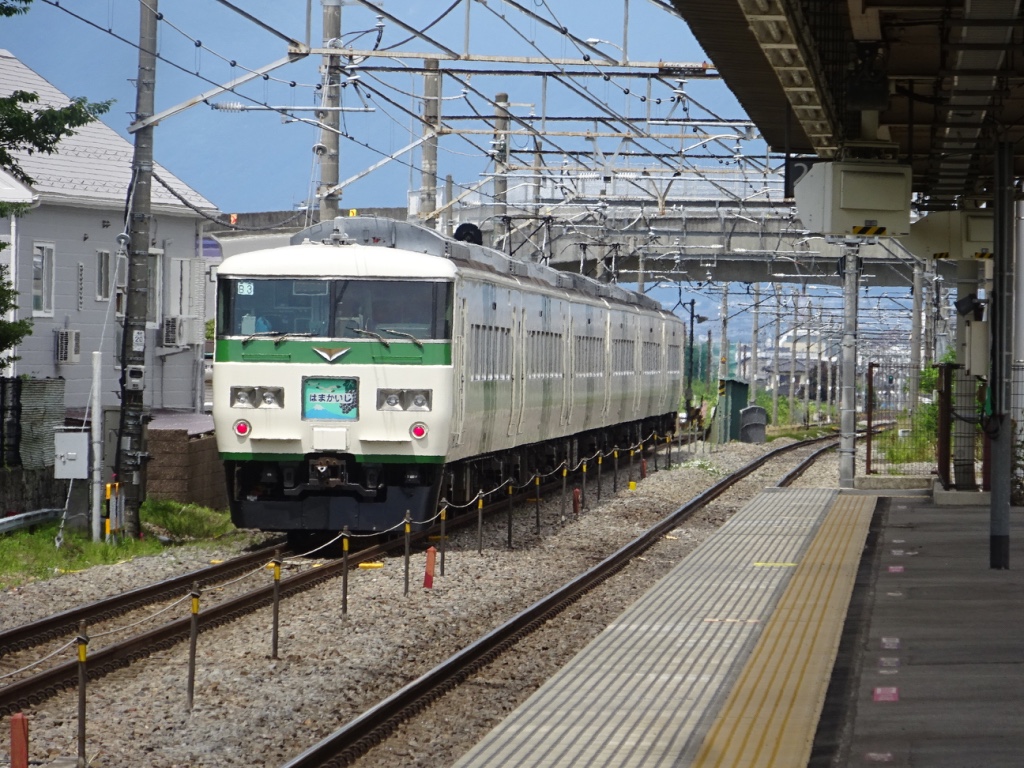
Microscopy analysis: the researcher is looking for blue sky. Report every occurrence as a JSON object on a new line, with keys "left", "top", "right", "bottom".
{"left": 5, "top": 1, "right": 741, "bottom": 215}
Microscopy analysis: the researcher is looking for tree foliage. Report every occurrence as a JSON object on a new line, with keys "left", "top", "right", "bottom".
{"left": 1, "top": 91, "right": 110, "bottom": 195}
{"left": 0, "top": 1, "right": 32, "bottom": 19}
{"left": 0, "top": 265, "right": 32, "bottom": 369}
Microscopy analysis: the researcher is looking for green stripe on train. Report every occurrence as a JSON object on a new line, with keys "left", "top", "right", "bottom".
{"left": 220, "top": 452, "right": 446, "bottom": 464}
{"left": 214, "top": 339, "right": 452, "bottom": 365}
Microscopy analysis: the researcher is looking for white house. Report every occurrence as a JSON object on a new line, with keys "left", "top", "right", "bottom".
{"left": 0, "top": 50, "right": 218, "bottom": 414}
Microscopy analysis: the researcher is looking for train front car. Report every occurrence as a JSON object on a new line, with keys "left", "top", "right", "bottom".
{"left": 212, "top": 235, "right": 456, "bottom": 537}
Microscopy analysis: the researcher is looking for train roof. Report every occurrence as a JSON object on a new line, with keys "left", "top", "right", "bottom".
{"left": 221, "top": 216, "right": 667, "bottom": 314}
{"left": 217, "top": 239, "right": 459, "bottom": 280}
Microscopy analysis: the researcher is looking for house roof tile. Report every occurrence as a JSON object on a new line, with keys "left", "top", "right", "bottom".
{"left": 0, "top": 49, "right": 217, "bottom": 215}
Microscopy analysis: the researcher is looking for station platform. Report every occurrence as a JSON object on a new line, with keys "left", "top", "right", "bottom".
{"left": 454, "top": 489, "right": 1024, "bottom": 767}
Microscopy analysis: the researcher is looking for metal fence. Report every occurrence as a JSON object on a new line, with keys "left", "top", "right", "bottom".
{"left": 863, "top": 360, "right": 940, "bottom": 477}
{"left": 862, "top": 362, "right": 1024, "bottom": 501}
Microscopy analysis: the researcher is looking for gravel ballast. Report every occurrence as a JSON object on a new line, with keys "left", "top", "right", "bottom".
{"left": 1, "top": 440, "right": 846, "bottom": 767}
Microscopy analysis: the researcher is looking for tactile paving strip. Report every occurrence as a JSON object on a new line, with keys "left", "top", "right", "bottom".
{"left": 455, "top": 488, "right": 870, "bottom": 768}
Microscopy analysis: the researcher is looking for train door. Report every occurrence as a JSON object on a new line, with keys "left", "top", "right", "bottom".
{"left": 508, "top": 302, "right": 526, "bottom": 437}
{"left": 453, "top": 296, "right": 468, "bottom": 446}
{"left": 602, "top": 311, "right": 612, "bottom": 421}
{"left": 562, "top": 312, "right": 573, "bottom": 426}
{"left": 632, "top": 313, "right": 643, "bottom": 418}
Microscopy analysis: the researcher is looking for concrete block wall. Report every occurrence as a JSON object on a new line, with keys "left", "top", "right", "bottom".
{"left": 0, "top": 467, "right": 70, "bottom": 516}
{"left": 146, "top": 429, "right": 228, "bottom": 510}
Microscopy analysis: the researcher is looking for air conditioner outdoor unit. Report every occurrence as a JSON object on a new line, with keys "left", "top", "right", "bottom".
{"left": 162, "top": 316, "right": 191, "bottom": 347}
{"left": 55, "top": 329, "right": 81, "bottom": 364}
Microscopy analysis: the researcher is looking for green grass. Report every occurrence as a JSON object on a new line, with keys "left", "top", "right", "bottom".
{"left": 141, "top": 499, "right": 235, "bottom": 540}
{"left": 0, "top": 500, "right": 237, "bottom": 589}
{"left": 765, "top": 425, "right": 838, "bottom": 442}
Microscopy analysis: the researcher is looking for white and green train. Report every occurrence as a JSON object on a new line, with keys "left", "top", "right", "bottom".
{"left": 213, "top": 217, "right": 683, "bottom": 537}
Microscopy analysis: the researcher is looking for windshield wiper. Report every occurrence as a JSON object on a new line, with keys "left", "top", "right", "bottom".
{"left": 380, "top": 327, "right": 424, "bottom": 348}
{"left": 242, "top": 331, "right": 284, "bottom": 345}
{"left": 349, "top": 327, "right": 390, "bottom": 348}
{"left": 273, "top": 332, "right": 313, "bottom": 346}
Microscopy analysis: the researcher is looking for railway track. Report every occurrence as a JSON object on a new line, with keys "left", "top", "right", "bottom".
{"left": 282, "top": 436, "right": 838, "bottom": 768}
{"left": 0, "top": 437, "right": 690, "bottom": 717}
{"left": 0, "top": 540, "right": 287, "bottom": 657}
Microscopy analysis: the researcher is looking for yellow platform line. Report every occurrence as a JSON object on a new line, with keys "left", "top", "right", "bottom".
{"left": 691, "top": 494, "right": 876, "bottom": 768}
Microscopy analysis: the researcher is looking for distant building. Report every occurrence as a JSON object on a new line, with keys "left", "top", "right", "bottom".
{"left": 0, "top": 50, "right": 218, "bottom": 414}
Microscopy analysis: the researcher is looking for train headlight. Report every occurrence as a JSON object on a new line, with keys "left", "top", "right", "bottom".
{"left": 231, "top": 386, "right": 256, "bottom": 408}
{"left": 231, "top": 386, "right": 283, "bottom": 409}
{"left": 377, "top": 389, "right": 432, "bottom": 411}
{"left": 233, "top": 419, "right": 252, "bottom": 437}
{"left": 259, "top": 387, "right": 284, "bottom": 408}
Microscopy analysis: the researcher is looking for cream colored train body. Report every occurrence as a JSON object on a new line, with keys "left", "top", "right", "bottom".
{"left": 213, "top": 218, "right": 683, "bottom": 535}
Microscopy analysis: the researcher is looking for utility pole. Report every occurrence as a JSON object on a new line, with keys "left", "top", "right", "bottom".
{"left": 419, "top": 59, "right": 440, "bottom": 225}
{"left": 117, "top": 0, "right": 158, "bottom": 538}
{"left": 319, "top": 0, "right": 342, "bottom": 221}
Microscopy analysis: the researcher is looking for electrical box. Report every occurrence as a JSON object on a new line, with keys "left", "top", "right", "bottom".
{"left": 714, "top": 378, "right": 749, "bottom": 444}
{"left": 125, "top": 364, "right": 146, "bottom": 391}
{"left": 963, "top": 319, "right": 989, "bottom": 377}
{"left": 905, "top": 210, "right": 993, "bottom": 260}
{"left": 54, "top": 430, "right": 90, "bottom": 480}
{"left": 794, "top": 161, "right": 912, "bottom": 236}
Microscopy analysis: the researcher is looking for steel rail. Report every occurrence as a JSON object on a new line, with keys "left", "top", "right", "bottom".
{"left": 776, "top": 440, "right": 839, "bottom": 487}
{"left": 0, "top": 470, "right": 578, "bottom": 715}
{"left": 0, "top": 434, "right": 823, "bottom": 720}
{"left": 0, "top": 540, "right": 286, "bottom": 656}
{"left": 281, "top": 436, "right": 837, "bottom": 768}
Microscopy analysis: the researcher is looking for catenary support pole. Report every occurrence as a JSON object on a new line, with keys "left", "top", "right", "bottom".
{"left": 751, "top": 283, "right": 759, "bottom": 398}
{"left": 494, "top": 92, "right": 510, "bottom": 247}
{"left": 839, "top": 244, "right": 860, "bottom": 488}
{"left": 420, "top": 59, "right": 439, "bottom": 225}
{"left": 772, "top": 287, "right": 781, "bottom": 425}
{"left": 910, "top": 263, "right": 923, "bottom": 415}
{"left": 319, "top": 0, "right": 341, "bottom": 221}
{"left": 789, "top": 290, "right": 798, "bottom": 424}
{"left": 718, "top": 284, "right": 729, "bottom": 381}
{"left": 803, "top": 295, "right": 811, "bottom": 424}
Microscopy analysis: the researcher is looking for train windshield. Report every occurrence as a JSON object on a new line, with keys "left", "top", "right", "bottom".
{"left": 217, "top": 278, "right": 453, "bottom": 340}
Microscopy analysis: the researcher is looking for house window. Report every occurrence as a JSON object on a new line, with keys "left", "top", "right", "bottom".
{"left": 96, "top": 250, "right": 111, "bottom": 301}
{"left": 32, "top": 242, "right": 54, "bottom": 315}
